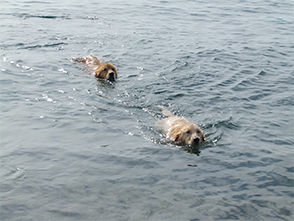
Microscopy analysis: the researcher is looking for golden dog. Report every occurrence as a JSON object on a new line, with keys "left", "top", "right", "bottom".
{"left": 72, "top": 54, "right": 117, "bottom": 81}
{"left": 157, "top": 107, "right": 205, "bottom": 146}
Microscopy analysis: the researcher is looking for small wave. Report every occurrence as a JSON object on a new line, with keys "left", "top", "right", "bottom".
{"left": 258, "top": 137, "right": 294, "bottom": 146}
{"left": 19, "top": 42, "right": 67, "bottom": 49}
{"left": 232, "top": 70, "right": 271, "bottom": 92}
{"left": 17, "top": 13, "right": 71, "bottom": 20}
{"left": 207, "top": 116, "right": 240, "bottom": 130}
{"left": 248, "top": 91, "right": 272, "bottom": 101}
{"left": 48, "top": 209, "right": 82, "bottom": 218}
{"left": 274, "top": 95, "right": 294, "bottom": 106}
{"left": 3, "top": 167, "right": 26, "bottom": 181}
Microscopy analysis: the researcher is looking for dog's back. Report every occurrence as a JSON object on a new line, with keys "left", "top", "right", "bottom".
{"left": 72, "top": 54, "right": 101, "bottom": 68}
{"left": 157, "top": 106, "right": 174, "bottom": 118}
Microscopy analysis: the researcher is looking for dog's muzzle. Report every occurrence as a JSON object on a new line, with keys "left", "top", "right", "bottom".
{"left": 107, "top": 72, "right": 116, "bottom": 81}
{"left": 192, "top": 137, "right": 200, "bottom": 145}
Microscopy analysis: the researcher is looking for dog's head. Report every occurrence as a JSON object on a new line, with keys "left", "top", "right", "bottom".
{"left": 95, "top": 63, "right": 117, "bottom": 81}
{"left": 170, "top": 123, "right": 205, "bottom": 146}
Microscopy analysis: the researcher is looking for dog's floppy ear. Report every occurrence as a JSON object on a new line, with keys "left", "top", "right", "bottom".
{"left": 94, "top": 66, "right": 101, "bottom": 77}
{"left": 169, "top": 126, "right": 183, "bottom": 142}
{"left": 94, "top": 65, "right": 106, "bottom": 78}
{"left": 202, "top": 135, "right": 205, "bottom": 141}
{"left": 174, "top": 134, "right": 180, "bottom": 142}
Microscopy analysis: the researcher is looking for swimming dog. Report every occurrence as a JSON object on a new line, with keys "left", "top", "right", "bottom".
{"left": 157, "top": 107, "right": 205, "bottom": 146}
{"left": 72, "top": 54, "right": 117, "bottom": 81}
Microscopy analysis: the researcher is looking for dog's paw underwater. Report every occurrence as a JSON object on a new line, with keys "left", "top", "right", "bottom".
{"left": 72, "top": 54, "right": 117, "bottom": 81}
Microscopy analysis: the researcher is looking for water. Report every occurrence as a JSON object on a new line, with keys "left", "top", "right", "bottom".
{"left": 1, "top": 0, "right": 293, "bottom": 220}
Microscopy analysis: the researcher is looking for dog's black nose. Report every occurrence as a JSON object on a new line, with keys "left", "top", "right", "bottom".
{"left": 193, "top": 137, "right": 200, "bottom": 145}
{"left": 107, "top": 72, "right": 115, "bottom": 81}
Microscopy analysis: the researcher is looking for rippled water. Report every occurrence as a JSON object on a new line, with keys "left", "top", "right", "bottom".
{"left": 1, "top": 0, "right": 293, "bottom": 220}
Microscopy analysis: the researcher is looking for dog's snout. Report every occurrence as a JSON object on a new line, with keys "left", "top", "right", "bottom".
{"left": 107, "top": 72, "right": 115, "bottom": 81}
{"left": 193, "top": 137, "right": 200, "bottom": 145}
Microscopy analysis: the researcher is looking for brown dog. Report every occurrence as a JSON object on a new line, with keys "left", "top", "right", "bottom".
{"left": 157, "top": 107, "right": 205, "bottom": 146}
{"left": 72, "top": 54, "right": 117, "bottom": 81}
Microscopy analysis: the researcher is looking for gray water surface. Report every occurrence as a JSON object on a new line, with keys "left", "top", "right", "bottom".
{"left": 1, "top": 0, "right": 293, "bottom": 220}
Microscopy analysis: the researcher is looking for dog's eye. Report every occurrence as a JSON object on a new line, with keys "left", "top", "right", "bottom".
{"left": 111, "top": 68, "right": 115, "bottom": 71}
{"left": 186, "top": 130, "right": 191, "bottom": 134}
{"left": 103, "top": 68, "right": 107, "bottom": 72}
{"left": 196, "top": 129, "right": 201, "bottom": 134}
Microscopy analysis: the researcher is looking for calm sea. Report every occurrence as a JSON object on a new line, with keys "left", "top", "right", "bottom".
{"left": 1, "top": 0, "right": 293, "bottom": 220}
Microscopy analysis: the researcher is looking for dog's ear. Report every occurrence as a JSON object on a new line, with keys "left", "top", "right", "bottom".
{"left": 94, "top": 66, "right": 106, "bottom": 78}
{"left": 174, "top": 134, "right": 180, "bottom": 142}
{"left": 94, "top": 66, "right": 100, "bottom": 77}
{"left": 95, "top": 70, "right": 102, "bottom": 78}
{"left": 112, "top": 65, "right": 118, "bottom": 73}
{"left": 169, "top": 126, "right": 183, "bottom": 143}
{"left": 202, "top": 134, "right": 205, "bottom": 141}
